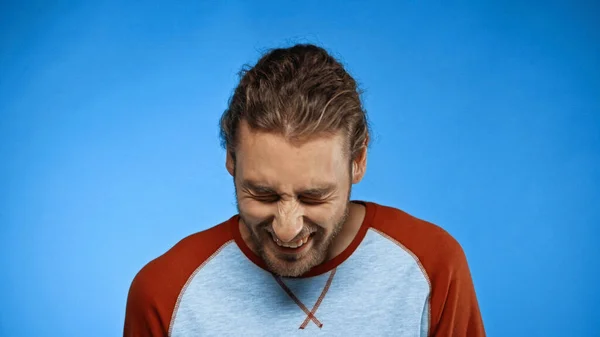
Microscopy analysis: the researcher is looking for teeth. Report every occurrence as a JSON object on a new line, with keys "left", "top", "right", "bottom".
{"left": 273, "top": 235, "right": 309, "bottom": 249}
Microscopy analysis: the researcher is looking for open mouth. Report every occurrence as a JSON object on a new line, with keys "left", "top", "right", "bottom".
{"left": 270, "top": 233, "right": 315, "bottom": 253}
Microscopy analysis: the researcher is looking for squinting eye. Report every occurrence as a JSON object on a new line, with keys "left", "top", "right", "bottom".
{"left": 300, "top": 198, "right": 324, "bottom": 205}
{"left": 254, "top": 196, "right": 279, "bottom": 203}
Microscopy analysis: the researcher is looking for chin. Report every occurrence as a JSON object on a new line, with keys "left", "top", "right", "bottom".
{"left": 260, "top": 242, "right": 326, "bottom": 277}
{"left": 267, "top": 262, "right": 311, "bottom": 278}
{"left": 264, "top": 257, "right": 319, "bottom": 277}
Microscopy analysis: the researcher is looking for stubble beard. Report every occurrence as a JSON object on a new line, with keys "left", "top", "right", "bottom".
{"left": 235, "top": 185, "right": 351, "bottom": 277}
{"left": 232, "top": 163, "right": 353, "bottom": 277}
{"left": 240, "top": 205, "right": 349, "bottom": 277}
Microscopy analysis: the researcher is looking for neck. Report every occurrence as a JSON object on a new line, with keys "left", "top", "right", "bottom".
{"left": 326, "top": 201, "right": 366, "bottom": 261}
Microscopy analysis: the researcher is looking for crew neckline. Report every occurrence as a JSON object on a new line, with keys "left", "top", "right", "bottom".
{"left": 230, "top": 200, "right": 378, "bottom": 278}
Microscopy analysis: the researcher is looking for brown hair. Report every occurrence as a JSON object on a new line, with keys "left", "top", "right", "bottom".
{"left": 219, "top": 44, "right": 370, "bottom": 161}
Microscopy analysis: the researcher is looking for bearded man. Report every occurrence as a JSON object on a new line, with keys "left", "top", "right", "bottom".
{"left": 124, "top": 44, "right": 486, "bottom": 337}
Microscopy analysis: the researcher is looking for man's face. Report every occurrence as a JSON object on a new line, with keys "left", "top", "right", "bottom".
{"left": 229, "top": 122, "right": 353, "bottom": 277}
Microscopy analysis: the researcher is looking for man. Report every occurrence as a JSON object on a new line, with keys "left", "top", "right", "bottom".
{"left": 124, "top": 44, "right": 486, "bottom": 336}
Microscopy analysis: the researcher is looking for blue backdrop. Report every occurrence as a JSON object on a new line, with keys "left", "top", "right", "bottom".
{"left": 1, "top": 1, "right": 598, "bottom": 336}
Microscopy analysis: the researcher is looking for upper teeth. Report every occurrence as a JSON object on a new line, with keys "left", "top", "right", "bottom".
{"left": 274, "top": 236, "right": 309, "bottom": 248}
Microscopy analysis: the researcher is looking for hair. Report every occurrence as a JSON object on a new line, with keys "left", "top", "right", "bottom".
{"left": 219, "top": 44, "right": 370, "bottom": 162}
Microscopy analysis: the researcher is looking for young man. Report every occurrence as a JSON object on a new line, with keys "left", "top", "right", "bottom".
{"left": 123, "top": 44, "right": 486, "bottom": 336}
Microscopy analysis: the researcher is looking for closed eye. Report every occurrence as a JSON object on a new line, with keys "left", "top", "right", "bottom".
{"left": 300, "top": 198, "right": 325, "bottom": 205}
{"left": 253, "top": 195, "right": 280, "bottom": 203}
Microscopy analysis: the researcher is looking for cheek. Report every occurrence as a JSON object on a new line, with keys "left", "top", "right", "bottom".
{"left": 305, "top": 204, "right": 345, "bottom": 230}
{"left": 308, "top": 206, "right": 334, "bottom": 222}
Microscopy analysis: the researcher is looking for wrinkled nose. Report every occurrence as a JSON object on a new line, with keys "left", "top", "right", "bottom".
{"left": 272, "top": 200, "right": 304, "bottom": 243}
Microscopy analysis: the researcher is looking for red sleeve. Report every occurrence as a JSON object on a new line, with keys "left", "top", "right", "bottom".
{"left": 123, "top": 265, "right": 169, "bottom": 337}
{"left": 429, "top": 241, "right": 486, "bottom": 336}
{"left": 371, "top": 203, "right": 486, "bottom": 336}
{"left": 123, "top": 220, "right": 235, "bottom": 337}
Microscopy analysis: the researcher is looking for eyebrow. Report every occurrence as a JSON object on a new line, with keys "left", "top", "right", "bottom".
{"left": 300, "top": 186, "right": 336, "bottom": 198}
{"left": 241, "top": 180, "right": 336, "bottom": 198}
{"left": 242, "top": 181, "right": 277, "bottom": 194}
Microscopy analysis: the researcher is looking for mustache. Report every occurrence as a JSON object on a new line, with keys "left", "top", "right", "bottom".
{"left": 254, "top": 217, "right": 320, "bottom": 239}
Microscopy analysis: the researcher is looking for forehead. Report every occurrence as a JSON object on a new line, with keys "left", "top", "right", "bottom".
{"left": 235, "top": 122, "right": 348, "bottom": 189}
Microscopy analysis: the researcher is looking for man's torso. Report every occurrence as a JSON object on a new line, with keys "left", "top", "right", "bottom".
{"left": 124, "top": 201, "right": 484, "bottom": 337}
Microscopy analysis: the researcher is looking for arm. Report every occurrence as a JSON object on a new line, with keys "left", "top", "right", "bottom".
{"left": 431, "top": 247, "right": 486, "bottom": 337}
{"left": 123, "top": 272, "right": 169, "bottom": 337}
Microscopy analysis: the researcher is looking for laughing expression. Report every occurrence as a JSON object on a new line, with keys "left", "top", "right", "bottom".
{"left": 228, "top": 122, "right": 353, "bottom": 277}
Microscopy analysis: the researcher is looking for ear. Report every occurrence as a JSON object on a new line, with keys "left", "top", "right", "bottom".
{"left": 351, "top": 142, "right": 368, "bottom": 184}
{"left": 226, "top": 150, "right": 235, "bottom": 177}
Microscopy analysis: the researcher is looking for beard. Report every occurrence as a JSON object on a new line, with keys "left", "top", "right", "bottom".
{"left": 238, "top": 207, "right": 349, "bottom": 277}
{"left": 232, "top": 165, "right": 353, "bottom": 277}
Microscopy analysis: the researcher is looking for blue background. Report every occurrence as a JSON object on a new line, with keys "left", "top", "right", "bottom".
{"left": 1, "top": 1, "right": 598, "bottom": 336}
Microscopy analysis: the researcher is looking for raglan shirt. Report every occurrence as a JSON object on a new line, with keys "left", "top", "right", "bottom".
{"left": 124, "top": 201, "right": 485, "bottom": 336}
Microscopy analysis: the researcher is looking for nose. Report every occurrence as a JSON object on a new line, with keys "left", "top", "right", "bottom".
{"left": 272, "top": 200, "right": 304, "bottom": 243}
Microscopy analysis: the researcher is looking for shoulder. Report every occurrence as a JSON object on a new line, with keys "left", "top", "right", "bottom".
{"left": 124, "top": 217, "right": 236, "bottom": 334}
{"left": 130, "top": 219, "right": 234, "bottom": 300}
{"left": 362, "top": 202, "right": 486, "bottom": 335}
{"left": 132, "top": 220, "right": 234, "bottom": 289}
{"left": 368, "top": 202, "right": 469, "bottom": 281}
